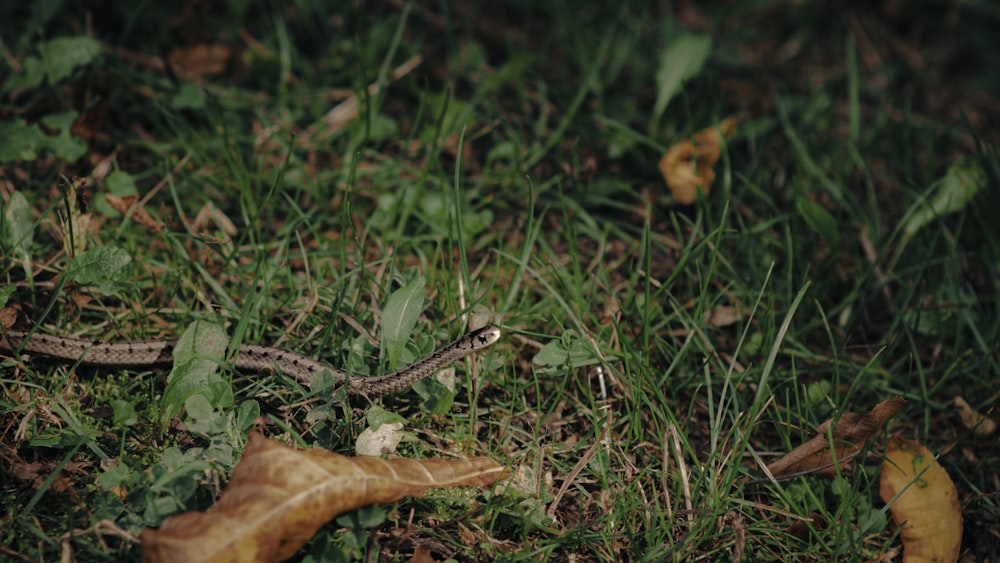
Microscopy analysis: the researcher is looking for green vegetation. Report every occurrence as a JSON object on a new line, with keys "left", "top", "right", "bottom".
{"left": 1, "top": 2, "right": 998, "bottom": 561}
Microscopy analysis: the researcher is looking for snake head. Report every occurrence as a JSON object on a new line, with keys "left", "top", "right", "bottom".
{"left": 467, "top": 325, "right": 501, "bottom": 350}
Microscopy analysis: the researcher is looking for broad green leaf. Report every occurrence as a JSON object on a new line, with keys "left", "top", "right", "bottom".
{"left": 38, "top": 35, "right": 102, "bottom": 84}
{"left": 380, "top": 276, "right": 426, "bottom": 369}
{"left": 653, "top": 33, "right": 712, "bottom": 124}
{"left": 161, "top": 321, "right": 232, "bottom": 424}
{"left": 64, "top": 246, "right": 132, "bottom": 294}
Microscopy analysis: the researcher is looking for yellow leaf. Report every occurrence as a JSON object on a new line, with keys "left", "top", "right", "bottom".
{"left": 658, "top": 117, "right": 738, "bottom": 205}
{"left": 880, "top": 436, "right": 962, "bottom": 563}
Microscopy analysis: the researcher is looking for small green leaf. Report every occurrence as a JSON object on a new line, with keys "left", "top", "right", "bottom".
{"left": 366, "top": 113, "right": 399, "bottom": 142}
{"left": 895, "top": 158, "right": 987, "bottom": 263}
{"left": 41, "top": 110, "right": 79, "bottom": 132}
{"left": 106, "top": 170, "right": 139, "bottom": 196}
{"left": 64, "top": 246, "right": 133, "bottom": 294}
{"left": 235, "top": 400, "right": 260, "bottom": 432}
{"left": 184, "top": 395, "right": 216, "bottom": 421}
{"left": 38, "top": 35, "right": 102, "bottom": 84}
{"left": 45, "top": 133, "right": 87, "bottom": 161}
{"left": 98, "top": 461, "right": 131, "bottom": 490}
{"left": 4, "top": 191, "right": 34, "bottom": 278}
{"left": 364, "top": 405, "right": 407, "bottom": 430}
{"left": 413, "top": 377, "right": 456, "bottom": 414}
{"left": 380, "top": 275, "right": 426, "bottom": 369}
{"left": 96, "top": 171, "right": 140, "bottom": 217}
{"left": 171, "top": 83, "right": 206, "bottom": 110}
{"left": 653, "top": 33, "right": 712, "bottom": 124}
{"left": 110, "top": 400, "right": 138, "bottom": 429}
{"left": 0, "top": 286, "right": 15, "bottom": 308}
{"left": 0, "top": 119, "right": 46, "bottom": 163}
{"left": 532, "top": 336, "right": 598, "bottom": 369}
{"left": 903, "top": 158, "right": 985, "bottom": 236}
{"left": 3, "top": 55, "right": 46, "bottom": 91}
{"left": 336, "top": 505, "right": 386, "bottom": 530}
{"left": 795, "top": 196, "right": 839, "bottom": 248}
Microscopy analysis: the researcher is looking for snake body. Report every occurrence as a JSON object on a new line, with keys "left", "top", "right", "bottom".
{"left": 0, "top": 326, "right": 501, "bottom": 396}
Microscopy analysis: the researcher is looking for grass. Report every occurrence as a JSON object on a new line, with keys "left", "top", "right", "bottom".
{"left": 2, "top": 1, "right": 999, "bottom": 561}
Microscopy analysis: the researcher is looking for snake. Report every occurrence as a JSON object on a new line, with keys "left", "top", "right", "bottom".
{"left": 0, "top": 325, "right": 501, "bottom": 397}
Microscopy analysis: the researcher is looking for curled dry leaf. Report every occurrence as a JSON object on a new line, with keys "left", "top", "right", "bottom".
{"left": 141, "top": 432, "right": 506, "bottom": 563}
{"left": 658, "top": 117, "right": 738, "bottom": 205}
{"left": 953, "top": 396, "right": 996, "bottom": 437}
{"left": 880, "top": 435, "right": 962, "bottom": 563}
{"left": 766, "top": 397, "right": 906, "bottom": 479}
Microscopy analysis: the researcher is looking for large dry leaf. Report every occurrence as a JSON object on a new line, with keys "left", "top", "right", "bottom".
{"left": 766, "top": 397, "right": 906, "bottom": 479}
{"left": 142, "top": 432, "right": 505, "bottom": 563}
{"left": 658, "top": 117, "right": 738, "bottom": 205}
{"left": 880, "top": 436, "right": 962, "bottom": 563}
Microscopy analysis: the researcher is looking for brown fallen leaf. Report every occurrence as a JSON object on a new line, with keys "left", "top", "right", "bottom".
{"left": 880, "top": 435, "right": 962, "bottom": 563}
{"left": 104, "top": 195, "right": 165, "bottom": 232}
{"left": 785, "top": 511, "right": 826, "bottom": 542}
{"left": 953, "top": 396, "right": 997, "bottom": 437}
{"left": 0, "top": 307, "right": 17, "bottom": 331}
{"left": 71, "top": 93, "right": 109, "bottom": 142}
{"left": 658, "top": 117, "right": 738, "bottom": 205}
{"left": 411, "top": 546, "right": 436, "bottom": 563}
{"left": 766, "top": 397, "right": 906, "bottom": 479}
{"left": 167, "top": 45, "right": 231, "bottom": 80}
{"left": 141, "top": 432, "right": 505, "bottom": 563}
{"left": 702, "top": 303, "right": 744, "bottom": 327}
